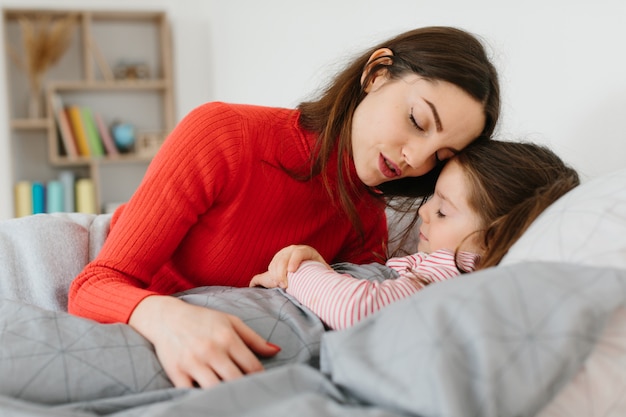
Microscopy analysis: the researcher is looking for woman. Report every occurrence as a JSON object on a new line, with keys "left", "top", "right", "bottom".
{"left": 68, "top": 26, "right": 500, "bottom": 388}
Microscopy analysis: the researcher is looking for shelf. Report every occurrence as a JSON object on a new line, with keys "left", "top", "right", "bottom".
{"left": 3, "top": 8, "right": 175, "bottom": 217}
{"left": 10, "top": 119, "right": 51, "bottom": 130}
{"left": 49, "top": 153, "right": 155, "bottom": 167}
{"left": 48, "top": 79, "right": 171, "bottom": 91}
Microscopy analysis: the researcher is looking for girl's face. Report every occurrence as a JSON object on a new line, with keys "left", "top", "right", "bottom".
{"left": 417, "top": 159, "right": 483, "bottom": 254}
{"left": 351, "top": 67, "right": 485, "bottom": 187}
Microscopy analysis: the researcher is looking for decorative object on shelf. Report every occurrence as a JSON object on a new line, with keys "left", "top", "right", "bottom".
{"left": 86, "top": 37, "right": 114, "bottom": 82}
{"left": 113, "top": 61, "right": 150, "bottom": 80}
{"left": 7, "top": 13, "right": 77, "bottom": 119}
{"left": 111, "top": 122, "right": 136, "bottom": 153}
{"left": 136, "top": 132, "right": 165, "bottom": 158}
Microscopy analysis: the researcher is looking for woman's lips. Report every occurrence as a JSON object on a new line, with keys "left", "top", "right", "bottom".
{"left": 379, "top": 154, "right": 401, "bottom": 178}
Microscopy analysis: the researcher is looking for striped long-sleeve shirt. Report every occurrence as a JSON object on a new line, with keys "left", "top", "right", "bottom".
{"left": 286, "top": 249, "right": 479, "bottom": 330}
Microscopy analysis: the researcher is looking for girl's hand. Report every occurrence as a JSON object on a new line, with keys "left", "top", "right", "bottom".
{"left": 249, "top": 244, "right": 328, "bottom": 288}
{"left": 129, "top": 295, "right": 280, "bottom": 388}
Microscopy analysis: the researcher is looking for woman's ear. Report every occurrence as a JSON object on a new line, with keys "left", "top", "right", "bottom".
{"left": 361, "top": 48, "right": 394, "bottom": 92}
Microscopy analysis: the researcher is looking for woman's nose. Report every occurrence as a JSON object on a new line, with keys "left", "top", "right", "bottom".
{"left": 402, "top": 145, "right": 438, "bottom": 176}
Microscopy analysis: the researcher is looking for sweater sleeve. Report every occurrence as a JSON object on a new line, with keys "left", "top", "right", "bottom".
{"left": 286, "top": 249, "right": 478, "bottom": 330}
{"left": 68, "top": 102, "right": 243, "bottom": 323}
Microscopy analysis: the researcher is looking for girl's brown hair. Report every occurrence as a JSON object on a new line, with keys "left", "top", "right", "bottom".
{"left": 456, "top": 139, "right": 580, "bottom": 269}
{"left": 297, "top": 26, "right": 500, "bottom": 240}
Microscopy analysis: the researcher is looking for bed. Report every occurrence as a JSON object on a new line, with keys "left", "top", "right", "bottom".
{"left": 0, "top": 167, "right": 625, "bottom": 417}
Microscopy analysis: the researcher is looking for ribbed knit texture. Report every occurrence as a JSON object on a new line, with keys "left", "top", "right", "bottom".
{"left": 286, "top": 249, "right": 478, "bottom": 330}
{"left": 68, "top": 102, "right": 387, "bottom": 323}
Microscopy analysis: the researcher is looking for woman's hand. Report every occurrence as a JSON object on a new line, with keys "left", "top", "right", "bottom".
{"left": 129, "top": 295, "right": 280, "bottom": 388}
{"left": 249, "top": 244, "right": 329, "bottom": 288}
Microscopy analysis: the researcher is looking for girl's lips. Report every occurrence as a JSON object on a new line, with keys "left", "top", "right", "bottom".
{"left": 419, "top": 231, "right": 428, "bottom": 242}
{"left": 378, "top": 154, "right": 401, "bottom": 179}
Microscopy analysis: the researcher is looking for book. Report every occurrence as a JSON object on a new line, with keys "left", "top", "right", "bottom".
{"left": 49, "top": 93, "right": 78, "bottom": 159}
{"left": 94, "top": 112, "right": 119, "bottom": 157}
{"left": 46, "top": 180, "right": 64, "bottom": 213}
{"left": 75, "top": 178, "right": 97, "bottom": 214}
{"left": 32, "top": 182, "right": 45, "bottom": 214}
{"left": 81, "top": 107, "right": 105, "bottom": 157}
{"left": 66, "top": 105, "right": 91, "bottom": 156}
{"left": 58, "top": 170, "right": 75, "bottom": 212}
{"left": 14, "top": 181, "right": 33, "bottom": 217}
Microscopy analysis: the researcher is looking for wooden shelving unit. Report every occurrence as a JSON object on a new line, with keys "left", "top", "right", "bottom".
{"left": 3, "top": 8, "right": 175, "bottom": 216}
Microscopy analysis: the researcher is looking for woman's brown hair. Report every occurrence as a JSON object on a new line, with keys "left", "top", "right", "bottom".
{"left": 297, "top": 26, "right": 501, "bottom": 240}
{"left": 456, "top": 139, "right": 580, "bottom": 269}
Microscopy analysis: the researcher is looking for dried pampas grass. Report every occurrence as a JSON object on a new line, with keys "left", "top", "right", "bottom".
{"left": 8, "top": 13, "right": 77, "bottom": 115}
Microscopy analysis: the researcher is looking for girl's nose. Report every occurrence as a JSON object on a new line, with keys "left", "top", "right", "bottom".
{"left": 418, "top": 198, "right": 431, "bottom": 223}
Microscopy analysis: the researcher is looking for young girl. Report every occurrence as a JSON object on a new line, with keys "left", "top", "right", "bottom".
{"left": 250, "top": 140, "right": 580, "bottom": 330}
{"left": 68, "top": 26, "right": 500, "bottom": 388}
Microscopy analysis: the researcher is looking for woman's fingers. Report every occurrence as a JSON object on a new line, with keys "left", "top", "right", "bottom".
{"left": 132, "top": 297, "right": 280, "bottom": 389}
{"left": 183, "top": 315, "right": 279, "bottom": 387}
{"left": 193, "top": 353, "right": 241, "bottom": 387}
{"left": 165, "top": 366, "right": 196, "bottom": 389}
{"left": 231, "top": 315, "right": 281, "bottom": 361}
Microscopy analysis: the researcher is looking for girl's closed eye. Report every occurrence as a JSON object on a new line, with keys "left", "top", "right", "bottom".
{"left": 436, "top": 209, "right": 446, "bottom": 218}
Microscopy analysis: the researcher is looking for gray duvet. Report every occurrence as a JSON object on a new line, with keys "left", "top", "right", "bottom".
{"left": 1, "top": 213, "right": 625, "bottom": 417}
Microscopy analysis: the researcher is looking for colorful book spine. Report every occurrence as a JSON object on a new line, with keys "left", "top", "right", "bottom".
{"left": 32, "top": 182, "right": 45, "bottom": 214}
{"left": 46, "top": 180, "right": 65, "bottom": 213}
{"left": 67, "top": 105, "right": 91, "bottom": 156}
{"left": 94, "top": 112, "right": 119, "bottom": 157}
{"left": 59, "top": 170, "right": 76, "bottom": 212}
{"left": 75, "top": 178, "right": 97, "bottom": 214}
{"left": 50, "top": 93, "right": 79, "bottom": 159}
{"left": 14, "top": 181, "right": 33, "bottom": 217}
{"left": 81, "top": 107, "right": 105, "bottom": 157}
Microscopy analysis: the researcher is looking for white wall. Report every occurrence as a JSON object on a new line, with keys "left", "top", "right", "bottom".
{"left": 1, "top": 0, "right": 625, "bottom": 219}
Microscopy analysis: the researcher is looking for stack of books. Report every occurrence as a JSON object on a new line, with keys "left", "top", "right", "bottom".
{"left": 50, "top": 93, "right": 120, "bottom": 159}
{"left": 13, "top": 171, "right": 97, "bottom": 217}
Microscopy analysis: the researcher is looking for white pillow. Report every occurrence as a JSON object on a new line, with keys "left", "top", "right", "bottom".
{"left": 536, "top": 306, "right": 626, "bottom": 417}
{"left": 501, "top": 167, "right": 626, "bottom": 270}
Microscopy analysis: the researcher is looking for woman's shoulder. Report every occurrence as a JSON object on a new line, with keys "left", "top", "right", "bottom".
{"left": 190, "top": 102, "right": 298, "bottom": 124}
{"left": 170, "top": 102, "right": 299, "bottom": 148}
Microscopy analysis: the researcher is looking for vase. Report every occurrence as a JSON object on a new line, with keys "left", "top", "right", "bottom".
{"left": 28, "top": 89, "right": 43, "bottom": 119}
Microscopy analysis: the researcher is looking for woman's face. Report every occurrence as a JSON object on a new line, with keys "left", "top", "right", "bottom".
{"left": 351, "top": 72, "right": 485, "bottom": 187}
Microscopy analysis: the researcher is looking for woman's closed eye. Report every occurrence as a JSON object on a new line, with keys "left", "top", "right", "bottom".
{"left": 409, "top": 111, "right": 424, "bottom": 132}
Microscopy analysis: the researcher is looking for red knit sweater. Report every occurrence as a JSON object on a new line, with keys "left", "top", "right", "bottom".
{"left": 68, "top": 102, "right": 388, "bottom": 323}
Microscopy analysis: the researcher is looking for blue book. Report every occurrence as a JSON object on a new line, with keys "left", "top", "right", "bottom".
{"left": 32, "top": 182, "right": 45, "bottom": 214}
{"left": 59, "top": 170, "right": 75, "bottom": 212}
{"left": 46, "top": 180, "right": 64, "bottom": 213}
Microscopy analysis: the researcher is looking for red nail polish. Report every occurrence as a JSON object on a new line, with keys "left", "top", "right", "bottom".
{"left": 267, "top": 342, "right": 281, "bottom": 351}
